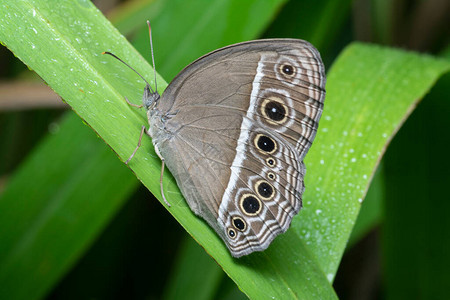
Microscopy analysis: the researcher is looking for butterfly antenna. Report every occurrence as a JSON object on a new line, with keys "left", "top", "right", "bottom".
{"left": 102, "top": 51, "right": 155, "bottom": 94}
{"left": 147, "top": 20, "right": 158, "bottom": 93}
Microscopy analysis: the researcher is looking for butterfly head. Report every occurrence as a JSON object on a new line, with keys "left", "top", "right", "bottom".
{"left": 143, "top": 84, "right": 160, "bottom": 111}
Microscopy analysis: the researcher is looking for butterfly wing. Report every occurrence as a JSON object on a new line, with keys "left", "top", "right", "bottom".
{"left": 149, "top": 39, "right": 326, "bottom": 257}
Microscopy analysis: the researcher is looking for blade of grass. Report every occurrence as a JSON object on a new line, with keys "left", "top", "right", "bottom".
{"left": 347, "top": 164, "right": 384, "bottom": 248}
{"left": 1, "top": 0, "right": 449, "bottom": 299}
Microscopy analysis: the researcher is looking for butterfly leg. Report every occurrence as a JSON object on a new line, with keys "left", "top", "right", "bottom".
{"left": 126, "top": 125, "right": 171, "bottom": 207}
{"left": 125, "top": 125, "right": 147, "bottom": 164}
{"left": 154, "top": 146, "right": 171, "bottom": 207}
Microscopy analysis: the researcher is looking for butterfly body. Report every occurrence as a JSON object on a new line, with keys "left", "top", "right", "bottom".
{"left": 143, "top": 39, "right": 325, "bottom": 257}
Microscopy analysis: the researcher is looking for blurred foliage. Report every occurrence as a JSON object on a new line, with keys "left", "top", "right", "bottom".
{"left": 0, "top": 0, "right": 449, "bottom": 299}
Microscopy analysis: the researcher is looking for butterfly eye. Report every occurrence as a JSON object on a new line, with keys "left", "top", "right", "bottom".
{"left": 232, "top": 216, "right": 247, "bottom": 231}
{"left": 256, "top": 180, "right": 274, "bottom": 200}
{"left": 280, "top": 64, "right": 295, "bottom": 76}
{"left": 254, "top": 134, "right": 277, "bottom": 154}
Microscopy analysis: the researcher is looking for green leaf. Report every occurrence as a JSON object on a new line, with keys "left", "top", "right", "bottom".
{"left": 1, "top": 0, "right": 449, "bottom": 299}
{"left": 347, "top": 165, "right": 384, "bottom": 248}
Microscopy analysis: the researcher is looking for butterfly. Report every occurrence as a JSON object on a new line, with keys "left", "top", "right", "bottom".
{"left": 105, "top": 25, "right": 325, "bottom": 257}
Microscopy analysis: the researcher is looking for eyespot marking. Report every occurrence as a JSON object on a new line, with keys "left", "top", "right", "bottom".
{"left": 266, "top": 157, "right": 276, "bottom": 167}
{"left": 254, "top": 134, "right": 277, "bottom": 154}
{"left": 256, "top": 180, "right": 275, "bottom": 200}
{"left": 261, "top": 96, "right": 289, "bottom": 125}
{"left": 280, "top": 64, "right": 295, "bottom": 76}
{"left": 239, "top": 194, "right": 262, "bottom": 216}
{"left": 232, "top": 216, "right": 246, "bottom": 231}
{"left": 274, "top": 55, "right": 301, "bottom": 87}
{"left": 228, "top": 228, "right": 236, "bottom": 239}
